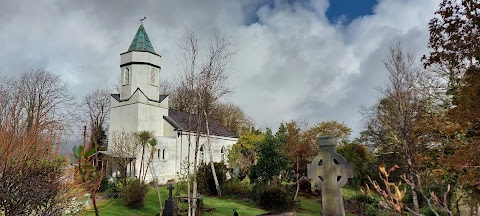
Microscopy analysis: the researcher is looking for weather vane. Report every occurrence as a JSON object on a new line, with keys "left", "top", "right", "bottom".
{"left": 139, "top": 17, "right": 146, "bottom": 24}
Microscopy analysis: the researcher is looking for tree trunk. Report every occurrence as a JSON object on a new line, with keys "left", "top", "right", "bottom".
{"left": 192, "top": 133, "right": 201, "bottom": 216}
{"left": 294, "top": 154, "right": 300, "bottom": 202}
{"left": 204, "top": 109, "right": 222, "bottom": 196}
{"left": 92, "top": 193, "right": 99, "bottom": 216}
{"left": 187, "top": 132, "right": 192, "bottom": 216}
{"left": 140, "top": 146, "right": 145, "bottom": 181}
{"left": 407, "top": 156, "right": 420, "bottom": 213}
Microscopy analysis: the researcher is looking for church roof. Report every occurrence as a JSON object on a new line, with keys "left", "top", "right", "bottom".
{"left": 128, "top": 24, "right": 156, "bottom": 54}
{"left": 165, "top": 110, "right": 238, "bottom": 138}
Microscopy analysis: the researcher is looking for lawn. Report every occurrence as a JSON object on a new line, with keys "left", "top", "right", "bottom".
{"left": 82, "top": 186, "right": 168, "bottom": 216}
{"left": 82, "top": 186, "right": 364, "bottom": 216}
{"left": 82, "top": 186, "right": 267, "bottom": 216}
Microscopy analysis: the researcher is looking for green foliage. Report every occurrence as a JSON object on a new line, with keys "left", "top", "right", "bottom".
{"left": 122, "top": 179, "right": 149, "bottom": 209}
{"left": 249, "top": 128, "right": 288, "bottom": 185}
{"left": 337, "top": 142, "right": 376, "bottom": 187}
{"left": 365, "top": 204, "right": 377, "bottom": 216}
{"left": 197, "top": 162, "right": 228, "bottom": 196}
{"left": 222, "top": 178, "right": 251, "bottom": 199}
{"left": 104, "top": 179, "right": 123, "bottom": 198}
{"left": 254, "top": 184, "right": 293, "bottom": 211}
{"left": 228, "top": 128, "right": 264, "bottom": 180}
{"left": 420, "top": 206, "right": 450, "bottom": 216}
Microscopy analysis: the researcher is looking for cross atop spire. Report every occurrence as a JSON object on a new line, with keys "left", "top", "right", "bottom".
{"left": 128, "top": 24, "right": 156, "bottom": 54}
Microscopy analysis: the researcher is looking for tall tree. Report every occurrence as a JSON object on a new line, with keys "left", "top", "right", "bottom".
{"left": 282, "top": 121, "right": 316, "bottom": 201}
{"left": 2, "top": 68, "right": 74, "bottom": 134}
{"left": 249, "top": 127, "right": 288, "bottom": 186}
{"left": 0, "top": 69, "right": 75, "bottom": 215}
{"left": 82, "top": 87, "right": 110, "bottom": 149}
{"left": 362, "top": 43, "right": 428, "bottom": 213}
{"left": 424, "top": 0, "right": 480, "bottom": 190}
{"left": 228, "top": 128, "right": 264, "bottom": 181}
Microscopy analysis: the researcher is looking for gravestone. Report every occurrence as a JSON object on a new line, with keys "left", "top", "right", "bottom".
{"left": 162, "top": 184, "right": 175, "bottom": 216}
{"left": 307, "top": 136, "right": 353, "bottom": 216}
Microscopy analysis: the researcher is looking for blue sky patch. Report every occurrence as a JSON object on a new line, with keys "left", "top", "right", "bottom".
{"left": 326, "top": 0, "right": 378, "bottom": 24}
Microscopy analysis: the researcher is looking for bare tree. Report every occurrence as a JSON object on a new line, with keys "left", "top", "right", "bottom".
{"left": 178, "top": 29, "right": 200, "bottom": 216}
{"left": 108, "top": 131, "right": 140, "bottom": 182}
{"left": 16, "top": 68, "right": 74, "bottom": 133}
{"left": 197, "top": 34, "right": 236, "bottom": 197}
{"left": 0, "top": 69, "right": 75, "bottom": 215}
{"left": 361, "top": 43, "right": 427, "bottom": 213}
{"left": 82, "top": 87, "right": 110, "bottom": 149}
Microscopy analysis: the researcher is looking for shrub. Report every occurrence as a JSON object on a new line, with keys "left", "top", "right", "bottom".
{"left": 365, "top": 204, "right": 377, "bottom": 216}
{"left": 122, "top": 179, "right": 149, "bottom": 209}
{"left": 105, "top": 179, "right": 123, "bottom": 198}
{"left": 255, "top": 184, "right": 293, "bottom": 211}
{"left": 222, "top": 179, "right": 251, "bottom": 198}
{"left": 197, "top": 162, "right": 227, "bottom": 196}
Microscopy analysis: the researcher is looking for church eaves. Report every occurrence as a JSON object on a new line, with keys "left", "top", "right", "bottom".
{"left": 127, "top": 24, "right": 156, "bottom": 54}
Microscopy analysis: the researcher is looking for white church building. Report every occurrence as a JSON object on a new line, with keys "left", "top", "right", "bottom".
{"left": 106, "top": 24, "right": 238, "bottom": 183}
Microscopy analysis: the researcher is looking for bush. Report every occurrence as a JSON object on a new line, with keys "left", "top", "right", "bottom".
{"left": 222, "top": 178, "right": 251, "bottom": 198}
{"left": 122, "top": 179, "right": 149, "bottom": 209}
{"left": 420, "top": 207, "right": 450, "bottom": 216}
{"left": 255, "top": 184, "right": 293, "bottom": 211}
{"left": 197, "top": 162, "right": 227, "bottom": 196}
{"left": 105, "top": 179, "right": 123, "bottom": 198}
{"left": 346, "top": 194, "right": 378, "bottom": 216}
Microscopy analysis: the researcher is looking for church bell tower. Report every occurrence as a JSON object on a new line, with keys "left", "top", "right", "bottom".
{"left": 119, "top": 24, "right": 161, "bottom": 100}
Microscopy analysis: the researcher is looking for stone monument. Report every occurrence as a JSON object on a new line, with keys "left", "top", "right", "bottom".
{"left": 307, "top": 136, "right": 353, "bottom": 216}
{"left": 162, "top": 184, "right": 175, "bottom": 216}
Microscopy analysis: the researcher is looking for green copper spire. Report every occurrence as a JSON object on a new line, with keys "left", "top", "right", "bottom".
{"left": 128, "top": 24, "right": 156, "bottom": 54}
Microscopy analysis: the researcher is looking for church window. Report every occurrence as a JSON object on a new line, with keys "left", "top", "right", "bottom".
{"left": 200, "top": 145, "right": 205, "bottom": 163}
{"left": 150, "top": 68, "right": 156, "bottom": 85}
{"left": 124, "top": 68, "right": 130, "bottom": 85}
{"left": 157, "top": 149, "right": 161, "bottom": 159}
{"left": 221, "top": 146, "right": 225, "bottom": 161}
{"left": 162, "top": 149, "right": 166, "bottom": 160}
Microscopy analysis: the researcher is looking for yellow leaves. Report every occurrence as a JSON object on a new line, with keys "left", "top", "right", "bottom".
{"left": 394, "top": 183, "right": 406, "bottom": 201}
{"left": 379, "top": 164, "right": 388, "bottom": 178}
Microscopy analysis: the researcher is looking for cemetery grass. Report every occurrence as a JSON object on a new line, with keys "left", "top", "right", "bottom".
{"left": 82, "top": 186, "right": 267, "bottom": 216}
{"left": 296, "top": 187, "right": 360, "bottom": 216}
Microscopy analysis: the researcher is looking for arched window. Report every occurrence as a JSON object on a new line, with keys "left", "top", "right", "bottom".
{"left": 162, "top": 149, "right": 166, "bottom": 160}
{"left": 150, "top": 68, "right": 156, "bottom": 85}
{"left": 157, "top": 149, "right": 161, "bottom": 159}
{"left": 221, "top": 146, "right": 225, "bottom": 161}
{"left": 200, "top": 145, "right": 205, "bottom": 163}
{"left": 124, "top": 68, "right": 130, "bottom": 85}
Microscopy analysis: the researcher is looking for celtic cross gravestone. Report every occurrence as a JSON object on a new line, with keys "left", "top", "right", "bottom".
{"left": 307, "top": 136, "right": 353, "bottom": 216}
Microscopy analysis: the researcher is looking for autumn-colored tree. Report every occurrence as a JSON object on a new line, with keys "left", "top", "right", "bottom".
{"left": 282, "top": 121, "right": 316, "bottom": 201}
{"left": 423, "top": 0, "right": 480, "bottom": 208}
{"left": 361, "top": 43, "right": 430, "bottom": 213}
{"left": 228, "top": 128, "right": 264, "bottom": 181}
{"left": 307, "top": 120, "right": 352, "bottom": 144}
{"left": 210, "top": 102, "right": 254, "bottom": 136}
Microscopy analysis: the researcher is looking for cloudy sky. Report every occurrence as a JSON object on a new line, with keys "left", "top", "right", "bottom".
{"left": 0, "top": 0, "right": 441, "bottom": 138}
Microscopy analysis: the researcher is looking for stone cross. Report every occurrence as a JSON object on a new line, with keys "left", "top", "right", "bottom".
{"left": 307, "top": 136, "right": 353, "bottom": 216}
{"left": 162, "top": 184, "right": 175, "bottom": 216}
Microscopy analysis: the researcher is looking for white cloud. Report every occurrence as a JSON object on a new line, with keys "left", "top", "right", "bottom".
{"left": 0, "top": 0, "right": 441, "bottom": 138}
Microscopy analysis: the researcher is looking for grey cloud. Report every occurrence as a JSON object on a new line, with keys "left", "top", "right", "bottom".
{"left": 0, "top": 0, "right": 441, "bottom": 139}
